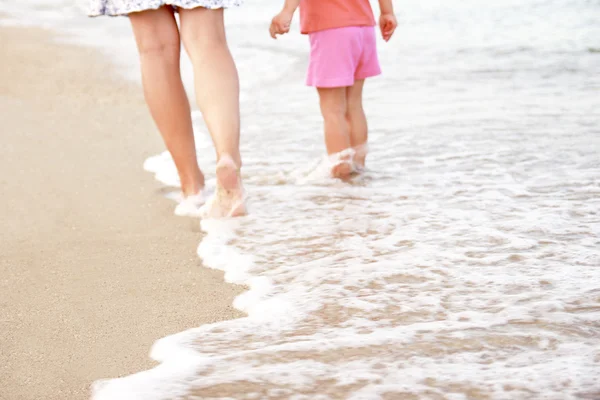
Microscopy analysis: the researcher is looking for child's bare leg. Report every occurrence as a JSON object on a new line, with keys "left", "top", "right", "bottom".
{"left": 129, "top": 7, "right": 204, "bottom": 196}
{"left": 346, "top": 79, "right": 368, "bottom": 169}
{"left": 317, "top": 87, "right": 353, "bottom": 179}
{"left": 180, "top": 7, "right": 245, "bottom": 217}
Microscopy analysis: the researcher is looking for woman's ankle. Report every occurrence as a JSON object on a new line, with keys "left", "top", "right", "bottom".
{"left": 217, "top": 152, "right": 242, "bottom": 169}
{"left": 180, "top": 170, "right": 205, "bottom": 196}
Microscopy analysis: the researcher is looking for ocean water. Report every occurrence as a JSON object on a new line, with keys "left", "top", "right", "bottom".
{"left": 4, "top": 0, "right": 600, "bottom": 399}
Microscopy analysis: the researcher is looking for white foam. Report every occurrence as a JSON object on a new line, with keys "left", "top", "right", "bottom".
{"left": 173, "top": 192, "right": 205, "bottom": 217}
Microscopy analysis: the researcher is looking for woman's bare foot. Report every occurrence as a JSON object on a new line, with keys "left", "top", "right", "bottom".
{"left": 200, "top": 155, "right": 247, "bottom": 218}
{"left": 174, "top": 191, "right": 205, "bottom": 217}
{"left": 173, "top": 169, "right": 206, "bottom": 217}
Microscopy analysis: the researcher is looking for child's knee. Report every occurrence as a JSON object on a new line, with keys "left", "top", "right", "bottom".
{"left": 320, "top": 100, "right": 347, "bottom": 121}
{"left": 345, "top": 102, "right": 364, "bottom": 120}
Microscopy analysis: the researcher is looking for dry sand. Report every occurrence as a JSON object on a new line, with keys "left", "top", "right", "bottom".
{"left": 0, "top": 26, "right": 243, "bottom": 400}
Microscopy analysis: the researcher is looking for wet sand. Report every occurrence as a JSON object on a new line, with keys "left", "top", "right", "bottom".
{"left": 0, "top": 26, "right": 243, "bottom": 400}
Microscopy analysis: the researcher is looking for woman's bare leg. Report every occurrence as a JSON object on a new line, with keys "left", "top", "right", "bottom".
{"left": 129, "top": 7, "right": 204, "bottom": 196}
{"left": 179, "top": 7, "right": 241, "bottom": 167}
{"left": 179, "top": 7, "right": 245, "bottom": 217}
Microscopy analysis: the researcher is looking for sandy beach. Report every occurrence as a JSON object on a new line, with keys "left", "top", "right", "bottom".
{"left": 0, "top": 26, "right": 243, "bottom": 400}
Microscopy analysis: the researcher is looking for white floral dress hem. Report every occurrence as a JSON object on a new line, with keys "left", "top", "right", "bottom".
{"left": 88, "top": 0, "right": 242, "bottom": 17}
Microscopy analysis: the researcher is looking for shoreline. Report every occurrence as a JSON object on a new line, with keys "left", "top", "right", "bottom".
{"left": 0, "top": 25, "right": 243, "bottom": 400}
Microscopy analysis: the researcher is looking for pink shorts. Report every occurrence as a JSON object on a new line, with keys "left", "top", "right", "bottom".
{"left": 307, "top": 26, "right": 381, "bottom": 88}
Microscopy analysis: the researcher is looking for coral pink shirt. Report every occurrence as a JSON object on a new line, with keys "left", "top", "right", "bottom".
{"left": 299, "top": 0, "right": 376, "bottom": 34}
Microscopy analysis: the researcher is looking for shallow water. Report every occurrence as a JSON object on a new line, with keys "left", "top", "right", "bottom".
{"left": 4, "top": 0, "right": 600, "bottom": 399}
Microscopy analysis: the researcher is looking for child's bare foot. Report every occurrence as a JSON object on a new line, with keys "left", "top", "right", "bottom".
{"left": 352, "top": 142, "right": 368, "bottom": 172}
{"left": 200, "top": 155, "right": 247, "bottom": 218}
{"left": 329, "top": 148, "right": 355, "bottom": 180}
